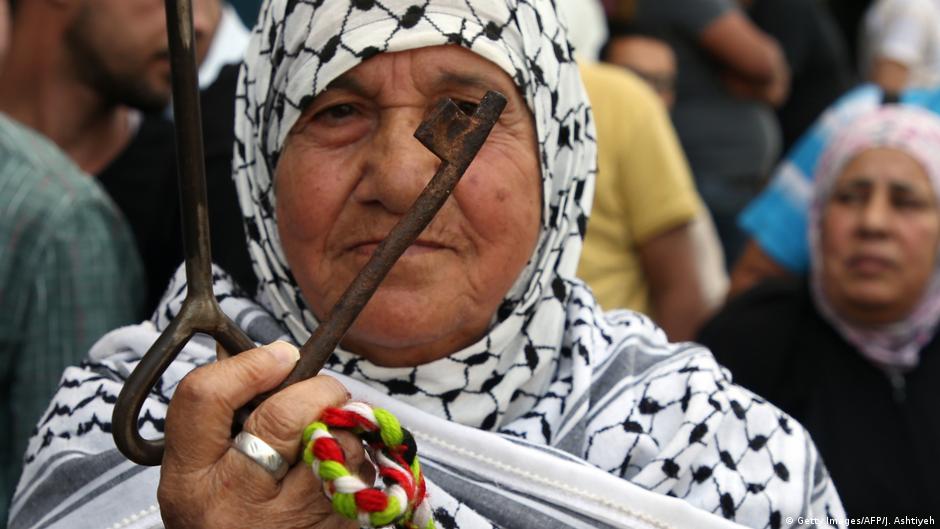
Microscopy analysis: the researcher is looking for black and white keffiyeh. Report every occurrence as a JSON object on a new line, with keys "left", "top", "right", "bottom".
{"left": 10, "top": 1, "right": 847, "bottom": 529}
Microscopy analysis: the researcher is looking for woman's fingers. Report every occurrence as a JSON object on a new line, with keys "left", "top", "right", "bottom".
{"left": 334, "top": 429, "right": 376, "bottom": 483}
{"left": 216, "top": 373, "right": 351, "bottom": 503}
{"left": 161, "top": 339, "right": 355, "bottom": 524}
{"left": 241, "top": 374, "right": 350, "bottom": 467}
{"left": 164, "top": 340, "right": 301, "bottom": 469}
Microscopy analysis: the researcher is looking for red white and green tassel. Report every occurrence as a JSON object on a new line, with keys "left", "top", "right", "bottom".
{"left": 303, "top": 401, "right": 435, "bottom": 529}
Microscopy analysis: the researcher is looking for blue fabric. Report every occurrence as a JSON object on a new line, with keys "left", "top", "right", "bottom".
{"left": 739, "top": 83, "right": 940, "bottom": 272}
{"left": 228, "top": 0, "right": 262, "bottom": 26}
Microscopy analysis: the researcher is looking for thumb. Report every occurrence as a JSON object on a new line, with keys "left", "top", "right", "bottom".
{"left": 164, "top": 341, "right": 301, "bottom": 467}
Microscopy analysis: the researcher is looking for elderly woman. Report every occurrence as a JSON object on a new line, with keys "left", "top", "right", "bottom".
{"left": 9, "top": 1, "right": 844, "bottom": 528}
{"left": 700, "top": 106, "right": 940, "bottom": 518}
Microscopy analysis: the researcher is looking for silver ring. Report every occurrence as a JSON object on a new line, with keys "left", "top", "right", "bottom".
{"left": 232, "top": 431, "right": 289, "bottom": 480}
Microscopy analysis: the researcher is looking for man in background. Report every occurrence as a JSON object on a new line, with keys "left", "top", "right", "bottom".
{"left": 628, "top": 0, "right": 790, "bottom": 265}
{"left": 559, "top": 0, "right": 728, "bottom": 340}
{"left": 0, "top": 0, "right": 254, "bottom": 314}
{"left": 603, "top": 26, "right": 678, "bottom": 109}
{"left": 742, "top": 0, "right": 855, "bottom": 153}
{"left": 0, "top": 0, "right": 144, "bottom": 523}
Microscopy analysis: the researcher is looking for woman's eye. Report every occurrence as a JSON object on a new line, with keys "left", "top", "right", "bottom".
{"left": 456, "top": 100, "right": 479, "bottom": 116}
{"left": 832, "top": 190, "right": 866, "bottom": 205}
{"left": 892, "top": 195, "right": 931, "bottom": 210}
{"left": 291, "top": 99, "right": 370, "bottom": 146}
{"left": 314, "top": 103, "right": 357, "bottom": 122}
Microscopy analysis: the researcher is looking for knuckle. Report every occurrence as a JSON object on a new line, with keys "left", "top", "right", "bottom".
{"left": 175, "top": 347, "right": 279, "bottom": 408}
{"left": 156, "top": 481, "right": 173, "bottom": 507}
{"left": 246, "top": 397, "right": 301, "bottom": 447}
{"left": 229, "top": 349, "right": 275, "bottom": 389}
{"left": 237, "top": 373, "right": 352, "bottom": 460}
{"left": 169, "top": 364, "right": 245, "bottom": 427}
{"left": 174, "top": 368, "right": 214, "bottom": 405}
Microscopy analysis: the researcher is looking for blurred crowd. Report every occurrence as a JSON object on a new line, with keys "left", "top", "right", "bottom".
{"left": 0, "top": 0, "right": 937, "bottom": 527}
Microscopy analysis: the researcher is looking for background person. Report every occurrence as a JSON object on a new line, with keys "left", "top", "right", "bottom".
{"left": 823, "top": 0, "right": 876, "bottom": 72}
{"left": 9, "top": 1, "right": 844, "bottom": 528}
{"left": 742, "top": 0, "right": 856, "bottom": 154}
{"left": 628, "top": 0, "right": 789, "bottom": 266}
{"left": 730, "top": 85, "right": 940, "bottom": 296}
{"left": 557, "top": 0, "right": 727, "bottom": 339}
{"left": 0, "top": 1, "right": 144, "bottom": 525}
{"left": 860, "top": 0, "right": 940, "bottom": 93}
{"left": 602, "top": 25, "right": 678, "bottom": 109}
{"left": 700, "top": 106, "right": 940, "bottom": 518}
{"left": 0, "top": 0, "right": 6, "bottom": 65}
{"left": 576, "top": 62, "right": 727, "bottom": 340}
{"left": 196, "top": 1, "right": 249, "bottom": 89}
{"left": 0, "top": 0, "right": 254, "bottom": 314}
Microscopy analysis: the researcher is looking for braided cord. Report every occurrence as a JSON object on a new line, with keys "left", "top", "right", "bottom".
{"left": 303, "top": 402, "right": 435, "bottom": 529}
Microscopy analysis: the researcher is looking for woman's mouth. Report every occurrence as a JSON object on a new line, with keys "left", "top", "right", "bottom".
{"left": 351, "top": 240, "right": 447, "bottom": 257}
{"left": 845, "top": 254, "right": 896, "bottom": 276}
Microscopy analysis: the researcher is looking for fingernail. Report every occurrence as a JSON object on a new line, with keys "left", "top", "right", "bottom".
{"left": 264, "top": 340, "right": 300, "bottom": 365}
{"left": 321, "top": 375, "right": 352, "bottom": 400}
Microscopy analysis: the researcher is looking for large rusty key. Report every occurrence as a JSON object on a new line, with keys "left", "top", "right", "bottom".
{"left": 111, "top": 0, "right": 507, "bottom": 469}
{"left": 113, "top": 0, "right": 256, "bottom": 467}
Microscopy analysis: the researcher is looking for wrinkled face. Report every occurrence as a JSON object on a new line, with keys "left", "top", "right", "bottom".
{"left": 65, "top": 0, "right": 221, "bottom": 112}
{"left": 821, "top": 148, "right": 940, "bottom": 325}
{"left": 275, "top": 46, "right": 542, "bottom": 367}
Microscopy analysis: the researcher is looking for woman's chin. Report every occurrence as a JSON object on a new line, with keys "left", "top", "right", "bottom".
{"left": 835, "top": 291, "right": 917, "bottom": 326}
{"left": 340, "top": 333, "right": 465, "bottom": 367}
{"left": 339, "top": 298, "right": 485, "bottom": 367}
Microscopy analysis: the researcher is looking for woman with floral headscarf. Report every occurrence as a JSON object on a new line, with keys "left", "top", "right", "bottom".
{"left": 9, "top": 1, "right": 843, "bottom": 529}
{"left": 700, "top": 105, "right": 940, "bottom": 519}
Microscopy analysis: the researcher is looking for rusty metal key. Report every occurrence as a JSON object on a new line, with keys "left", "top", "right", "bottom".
{"left": 112, "top": 0, "right": 256, "bottom": 467}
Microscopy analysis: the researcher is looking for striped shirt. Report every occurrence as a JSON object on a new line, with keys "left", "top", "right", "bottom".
{"left": 0, "top": 113, "right": 144, "bottom": 525}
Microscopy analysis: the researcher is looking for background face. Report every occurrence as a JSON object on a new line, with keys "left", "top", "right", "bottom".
{"left": 275, "top": 46, "right": 542, "bottom": 368}
{"left": 605, "top": 35, "right": 677, "bottom": 108}
{"left": 821, "top": 147, "right": 940, "bottom": 325}
{"left": 64, "top": 0, "right": 221, "bottom": 112}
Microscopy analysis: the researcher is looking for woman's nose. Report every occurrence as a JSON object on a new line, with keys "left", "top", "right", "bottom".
{"left": 353, "top": 109, "right": 442, "bottom": 214}
{"left": 858, "top": 192, "right": 892, "bottom": 236}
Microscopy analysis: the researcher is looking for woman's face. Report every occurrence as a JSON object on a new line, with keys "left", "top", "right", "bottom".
{"left": 821, "top": 147, "right": 940, "bottom": 325}
{"left": 275, "top": 45, "right": 541, "bottom": 367}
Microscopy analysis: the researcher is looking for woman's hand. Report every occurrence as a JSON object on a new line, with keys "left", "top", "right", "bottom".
{"left": 158, "top": 341, "right": 360, "bottom": 529}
